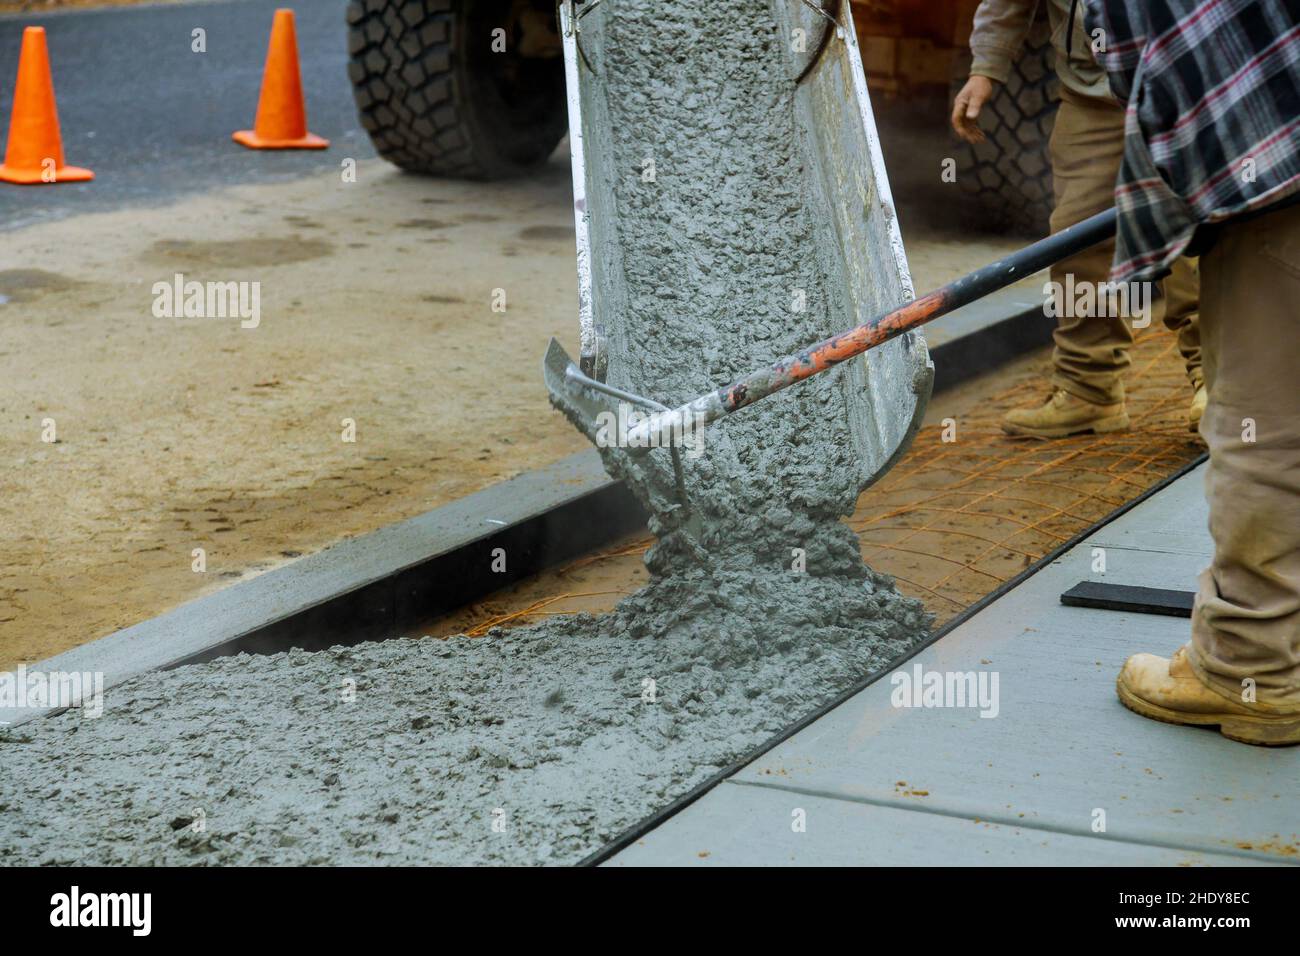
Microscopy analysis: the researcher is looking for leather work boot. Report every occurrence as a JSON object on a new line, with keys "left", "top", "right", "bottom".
{"left": 1188, "top": 384, "right": 1208, "bottom": 432}
{"left": 1001, "top": 389, "right": 1130, "bottom": 439}
{"left": 1116, "top": 646, "right": 1300, "bottom": 746}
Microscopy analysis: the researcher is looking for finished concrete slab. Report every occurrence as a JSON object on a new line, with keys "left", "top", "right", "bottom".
{"left": 609, "top": 780, "right": 1275, "bottom": 867}
{"left": 608, "top": 464, "right": 1300, "bottom": 866}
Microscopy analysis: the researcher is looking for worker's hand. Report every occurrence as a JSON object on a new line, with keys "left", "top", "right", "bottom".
{"left": 951, "top": 75, "right": 996, "bottom": 145}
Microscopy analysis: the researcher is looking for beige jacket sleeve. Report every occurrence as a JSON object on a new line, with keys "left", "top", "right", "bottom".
{"left": 969, "top": 0, "right": 1039, "bottom": 84}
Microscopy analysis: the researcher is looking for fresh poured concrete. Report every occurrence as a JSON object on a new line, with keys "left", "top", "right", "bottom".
{"left": 0, "top": 0, "right": 935, "bottom": 865}
{"left": 610, "top": 465, "right": 1300, "bottom": 867}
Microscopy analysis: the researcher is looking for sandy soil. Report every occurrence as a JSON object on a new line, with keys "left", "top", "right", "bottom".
{"left": 0, "top": 157, "right": 591, "bottom": 667}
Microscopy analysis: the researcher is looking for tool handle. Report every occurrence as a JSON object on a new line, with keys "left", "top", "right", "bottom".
{"left": 628, "top": 208, "right": 1117, "bottom": 447}
{"left": 907, "top": 207, "right": 1118, "bottom": 332}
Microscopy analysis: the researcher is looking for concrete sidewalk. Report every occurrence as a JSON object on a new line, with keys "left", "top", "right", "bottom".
{"left": 610, "top": 463, "right": 1300, "bottom": 866}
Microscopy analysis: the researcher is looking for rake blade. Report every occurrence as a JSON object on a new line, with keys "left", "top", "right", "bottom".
{"left": 542, "top": 337, "right": 618, "bottom": 444}
{"left": 542, "top": 337, "right": 706, "bottom": 559}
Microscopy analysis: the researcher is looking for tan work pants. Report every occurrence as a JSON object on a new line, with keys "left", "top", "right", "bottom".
{"left": 1188, "top": 200, "right": 1300, "bottom": 706}
{"left": 1048, "top": 89, "right": 1202, "bottom": 405}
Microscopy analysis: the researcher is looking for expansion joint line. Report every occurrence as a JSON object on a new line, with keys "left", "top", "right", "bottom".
{"left": 727, "top": 778, "right": 1296, "bottom": 866}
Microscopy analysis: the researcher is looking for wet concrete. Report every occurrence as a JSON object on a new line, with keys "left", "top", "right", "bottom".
{"left": 0, "top": 574, "right": 924, "bottom": 865}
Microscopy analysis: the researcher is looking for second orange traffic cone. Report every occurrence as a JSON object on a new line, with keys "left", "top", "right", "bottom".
{"left": 233, "top": 9, "right": 328, "bottom": 150}
{"left": 0, "top": 26, "right": 93, "bottom": 185}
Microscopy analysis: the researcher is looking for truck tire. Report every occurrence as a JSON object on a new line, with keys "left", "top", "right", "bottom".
{"left": 346, "top": 0, "right": 567, "bottom": 179}
{"left": 952, "top": 23, "right": 1060, "bottom": 236}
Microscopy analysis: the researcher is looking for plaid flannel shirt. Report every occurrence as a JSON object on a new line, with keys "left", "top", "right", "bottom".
{"left": 1083, "top": 0, "right": 1300, "bottom": 282}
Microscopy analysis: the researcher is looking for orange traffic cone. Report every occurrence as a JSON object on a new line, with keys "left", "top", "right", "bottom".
{"left": 0, "top": 26, "right": 93, "bottom": 185}
{"left": 233, "top": 9, "right": 328, "bottom": 150}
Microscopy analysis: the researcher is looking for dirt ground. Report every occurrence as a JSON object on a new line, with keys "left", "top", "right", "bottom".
{"left": 0, "top": 157, "right": 597, "bottom": 667}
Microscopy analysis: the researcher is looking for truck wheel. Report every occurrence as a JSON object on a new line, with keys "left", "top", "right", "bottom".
{"left": 346, "top": 0, "right": 567, "bottom": 179}
{"left": 952, "top": 22, "right": 1059, "bottom": 236}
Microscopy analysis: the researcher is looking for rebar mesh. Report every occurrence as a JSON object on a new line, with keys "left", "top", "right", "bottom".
{"left": 443, "top": 323, "right": 1204, "bottom": 637}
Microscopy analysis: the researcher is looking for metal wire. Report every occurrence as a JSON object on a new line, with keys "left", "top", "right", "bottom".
{"left": 794, "top": 0, "right": 843, "bottom": 84}
{"left": 796, "top": 0, "right": 839, "bottom": 28}
{"left": 849, "top": 326, "right": 1201, "bottom": 622}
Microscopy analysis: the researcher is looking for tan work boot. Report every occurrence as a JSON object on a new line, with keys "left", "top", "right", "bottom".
{"left": 1188, "top": 384, "right": 1207, "bottom": 432}
{"left": 1116, "top": 645, "right": 1300, "bottom": 746}
{"left": 1001, "top": 389, "right": 1129, "bottom": 439}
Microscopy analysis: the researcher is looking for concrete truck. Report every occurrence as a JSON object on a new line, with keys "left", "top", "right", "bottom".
{"left": 346, "top": 0, "right": 1058, "bottom": 234}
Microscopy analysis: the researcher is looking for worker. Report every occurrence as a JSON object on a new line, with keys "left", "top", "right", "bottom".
{"left": 951, "top": 0, "right": 1206, "bottom": 438}
{"left": 1084, "top": 0, "right": 1300, "bottom": 745}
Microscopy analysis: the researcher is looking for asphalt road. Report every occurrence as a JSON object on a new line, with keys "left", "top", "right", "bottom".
{"left": 0, "top": 0, "right": 376, "bottom": 230}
